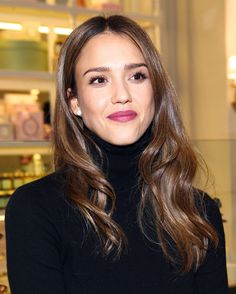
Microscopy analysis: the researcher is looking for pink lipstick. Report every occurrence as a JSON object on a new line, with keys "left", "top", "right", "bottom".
{"left": 107, "top": 110, "right": 137, "bottom": 122}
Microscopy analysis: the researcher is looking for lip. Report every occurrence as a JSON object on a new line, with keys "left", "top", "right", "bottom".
{"left": 107, "top": 110, "right": 137, "bottom": 122}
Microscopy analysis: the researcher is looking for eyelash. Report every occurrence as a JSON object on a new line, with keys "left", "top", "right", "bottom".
{"left": 88, "top": 71, "right": 148, "bottom": 85}
{"left": 131, "top": 72, "right": 147, "bottom": 81}
{"left": 88, "top": 75, "right": 107, "bottom": 85}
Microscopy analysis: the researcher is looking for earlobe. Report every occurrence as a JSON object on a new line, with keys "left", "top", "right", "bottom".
{"left": 71, "top": 98, "right": 82, "bottom": 117}
{"left": 68, "top": 88, "right": 82, "bottom": 117}
{"left": 76, "top": 108, "right": 82, "bottom": 117}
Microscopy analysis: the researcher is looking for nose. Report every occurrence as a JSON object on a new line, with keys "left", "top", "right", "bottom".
{"left": 111, "top": 79, "right": 132, "bottom": 104}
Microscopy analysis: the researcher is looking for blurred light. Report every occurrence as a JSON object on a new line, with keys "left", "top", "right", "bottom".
{"left": 228, "top": 55, "right": 236, "bottom": 80}
{"left": 54, "top": 27, "right": 73, "bottom": 35}
{"left": 31, "top": 89, "right": 40, "bottom": 96}
{"left": 38, "top": 26, "right": 72, "bottom": 35}
{"left": 0, "top": 22, "right": 22, "bottom": 31}
{"left": 228, "top": 56, "right": 236, "bottom": 111}
{"left": 38, "top": 26, "right": 49, "bottom": 34}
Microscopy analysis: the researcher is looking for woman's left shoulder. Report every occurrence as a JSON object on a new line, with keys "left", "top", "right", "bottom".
{"left": 193, "top": 189, "right": 224, "bottom": 228}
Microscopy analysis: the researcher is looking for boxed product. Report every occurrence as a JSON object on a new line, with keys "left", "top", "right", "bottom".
{"left": 0, "top": 40, "right": 48, "bottom": 71}
{"left": 4, "top": 93, "right": 44, "bottom": 141}
{"left": 0, "top": 102, "right": 14, "bottom": 141}
{"left": 13, "top": 110, "right": 44, "bottom": 141}
{"left": 84, "top": 0, "right": 122, "bottom": 10}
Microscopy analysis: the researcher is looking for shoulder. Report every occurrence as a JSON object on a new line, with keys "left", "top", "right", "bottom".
{"left": 193, "top": 189, "right": 225, "bottom": 240}
{"left": 193, "top": 189, "right": 221, "bottom": 219}
{"left": 5, "top": 171, "right": 71, "bottom": 224}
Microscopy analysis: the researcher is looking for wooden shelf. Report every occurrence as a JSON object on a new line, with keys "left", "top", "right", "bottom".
{"left": 0, "top": 0, "right": 70, "bottom": 11}
{"left": 0, "top": 0, "right": 159, "bottom": 22}
{"left": 0, "top": 141, "right": 51, "bottom": 155}
{"left": 0, "top": 70, "right": 56, "bottom": 92}
{"left": 0, "top": 70, "right": 54, "bottom": 81}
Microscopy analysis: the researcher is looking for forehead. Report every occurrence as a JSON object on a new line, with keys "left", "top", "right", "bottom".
{"left": 76, "top": 32, "right": 145, "bottom": 67}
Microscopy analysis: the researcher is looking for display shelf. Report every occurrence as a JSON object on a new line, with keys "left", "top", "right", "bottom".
{"left": 0, "top": 141, "right": 51, "bottom": 155}
{"left": 0, "top": 0, "right": 160, "bottom": 157}
{"left": 0, "top": 70, "right": 56, "bottom": 126}
{"left": 0, "top": 1, "right": 160, "bottom": 27}
{"left": 0, "top": 70, "right": 54, "bottom": 81}
{"left": 0, "top": 0, "right": 71, "bottom": 11}
{"left": 0, "top": 0, "right": 161, "bottom": 74}
{"left": 0, "top": 0, "right": 159, "bottom": 15}
{"left": 0, "top": 3, "right": 72, "bottom": 28}
{"left": 0, "top": 70, "right": 55, "bottom": 93}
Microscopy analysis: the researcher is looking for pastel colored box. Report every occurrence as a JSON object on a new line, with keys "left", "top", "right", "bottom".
{"left": 0, "top": 40, "right": 48, "bottom": 71}
{"left": 13, "top": 111, "right": 44, "bottom": 141}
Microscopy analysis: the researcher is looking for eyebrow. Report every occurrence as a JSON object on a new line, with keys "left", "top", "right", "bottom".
{"left": 82, "top": 63, "right": 148, "bottom": 76}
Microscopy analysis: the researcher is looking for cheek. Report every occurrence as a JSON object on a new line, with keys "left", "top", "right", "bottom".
{"left": 142, "top": 88, "right": 155, "bottom": 115}
{"left": 146, "top": 99, "right": 155, "bottom": 122}
{"left": 79, "top": 91, "right": 108, "bottom": 120}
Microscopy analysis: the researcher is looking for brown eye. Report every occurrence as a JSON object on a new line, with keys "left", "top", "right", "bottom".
{"left": 89, "top": 76, "right": 107, "bottom": 84}
{"left": 131, "top": 72, "right": 147, "bottom": 81}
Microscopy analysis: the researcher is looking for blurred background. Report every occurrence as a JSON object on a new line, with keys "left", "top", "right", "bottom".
{"left": 0, "top": 0, "right": 235, "bottom": 292}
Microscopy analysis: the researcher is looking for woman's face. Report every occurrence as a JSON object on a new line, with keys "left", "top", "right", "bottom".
{"left": 71, "top": 32, "right": 154, "bottom": 145}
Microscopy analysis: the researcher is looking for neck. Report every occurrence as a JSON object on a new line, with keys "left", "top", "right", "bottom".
{"left": 85, "top": 125, "right": 152, "bottom": 190}
{"left": 85, "top": 125, "right": 152, "bottom": 222}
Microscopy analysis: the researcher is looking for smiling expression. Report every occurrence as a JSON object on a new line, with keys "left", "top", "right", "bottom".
{"left": 70, "top": 32, "right": 155, "bottom": 145}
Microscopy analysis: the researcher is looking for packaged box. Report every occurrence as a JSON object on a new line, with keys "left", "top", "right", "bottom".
{"left": 13, "top": 110, "right": 44, "bottom": 141}
{"left": 0, "top": 40, "right": 48, "bottom": 71}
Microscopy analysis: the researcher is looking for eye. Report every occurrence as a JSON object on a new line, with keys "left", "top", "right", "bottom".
{"left": 130, "top": 72, "right": 147, "bottom": 81}
{"left": 89, "top": 75, "right": 107, "bottom": 85}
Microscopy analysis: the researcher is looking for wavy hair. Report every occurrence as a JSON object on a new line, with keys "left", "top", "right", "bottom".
{"left": 53, "top": 14, "right": 218, "bottom": 272}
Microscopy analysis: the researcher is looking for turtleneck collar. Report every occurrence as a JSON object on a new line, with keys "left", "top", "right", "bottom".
{"left": 85, "top": 124, "right": 152, "bottom": 188}
{"left": 84, "top": 124, "right": 152, "bottom": 221}
{"left": 85, "top": 124, "right": 152, "bottom": 159}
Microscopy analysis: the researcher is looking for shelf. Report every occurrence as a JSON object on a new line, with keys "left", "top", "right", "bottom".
{"left": 0, "top": 141, "right": 51, "bottom": 155}
{"left": 0, "top": 1, "right": 117, "bottom": 22}
{"left": 0, "top": 1, "right": 72, "bottom": 19}
{"left": 0, "top": 0, "right": 71, "bottom": 12}
{"left": 0, "top": 1, "right": 159, "bottom": 23}
{"left": 0, "top": 70, "right": 55, "bottom": 81}
{"left": 0, "top": 0, "right": 160, "bottom": 156}
{"left": 0, "top": 70, "right": 56, "bottom": 92}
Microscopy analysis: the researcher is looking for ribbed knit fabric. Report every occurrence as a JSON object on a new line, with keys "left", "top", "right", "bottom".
{"left": 85, "top": 125, "right": 151, "bottom": 226}
{"left": 5, "top": 127, "right": 228, "bottom": 294}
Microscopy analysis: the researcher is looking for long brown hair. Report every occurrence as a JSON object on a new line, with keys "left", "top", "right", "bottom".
{"left": 53, "top": 14, "right": 218, "bottom": 272}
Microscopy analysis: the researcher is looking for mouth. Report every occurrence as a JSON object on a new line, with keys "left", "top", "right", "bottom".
{"left": 107, "top": 110, "right": 137, "bottom": 122}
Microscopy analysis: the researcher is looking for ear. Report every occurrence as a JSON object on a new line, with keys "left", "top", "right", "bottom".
{"left": 67, "top": 88, "right": 82, "bottom": 117}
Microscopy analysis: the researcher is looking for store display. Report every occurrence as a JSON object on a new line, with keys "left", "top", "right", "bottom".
{"left": 0, "top": 2, "right": 158, "bottom": 188}
{"left": 55, "top": 0, "right": 68, "bottom": 4}
{"left": 84, "top": 0, "right": 122, "bottom": 10}
{"left": 2, "top": 93, "right": 46, "bottom": 141}
{"left": 37, "top": 0, "right": 68, "bottom": 3}
{"left": 0, "top": 124, "right": 14, "bottom": 141}
{"left": 12, "top": 172, "right": 24, "bottom": 190}
{"left": 13, "top": 111, "right": 44, "bottom": 141}
{"left": 0, "top": 40, "right": 48, "bottom": 71}
{"left": 0, "top": 156, "right": 47, "bottom": 201}
{"left": 77, "top": 0, "right": 85, "bottom": 6}
{"left": 0, "top": 174, "right": 13, "bottom": 192}
{"left": 0, "top": 215, "right": 8, "bottom": 293}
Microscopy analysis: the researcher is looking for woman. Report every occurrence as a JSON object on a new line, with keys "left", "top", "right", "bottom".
{"left": 5, "top": 15, "right": 228, "bottom": 293}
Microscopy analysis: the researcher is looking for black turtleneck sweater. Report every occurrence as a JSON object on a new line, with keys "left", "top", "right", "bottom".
{"left": 5, "top": 129, "right": 228, "bottom": 293}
